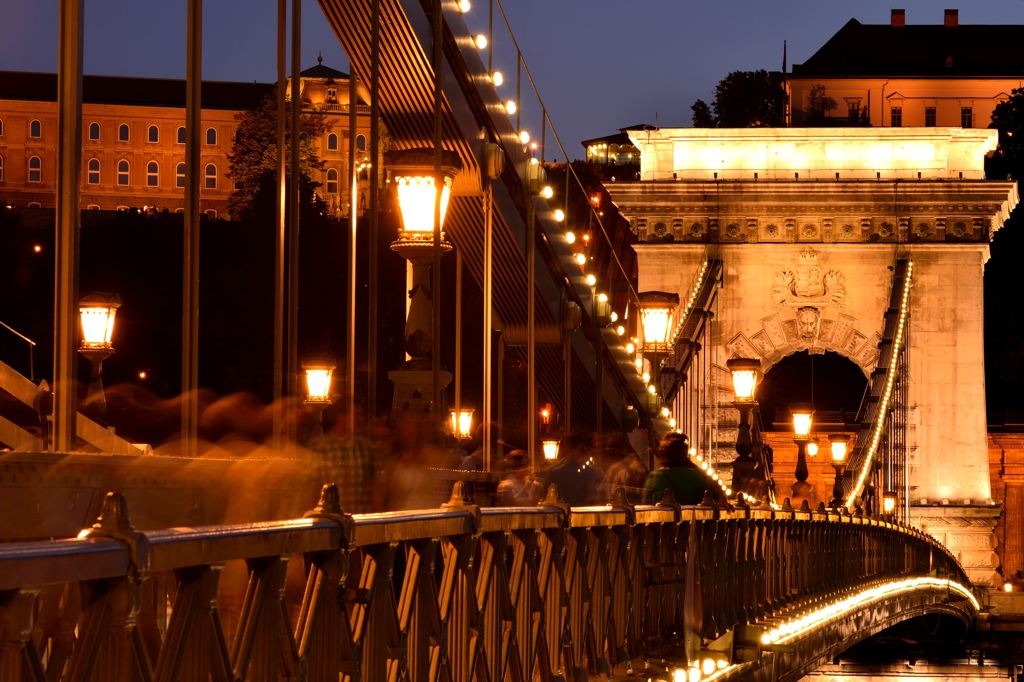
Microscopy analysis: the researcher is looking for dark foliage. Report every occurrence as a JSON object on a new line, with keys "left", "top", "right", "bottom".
{"left": 690, "top": 70, "right": 787, "bottom": 128}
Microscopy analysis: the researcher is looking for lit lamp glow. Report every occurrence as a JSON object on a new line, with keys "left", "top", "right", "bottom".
{"left": 807, "top": 437, "right": 819, "bottom": 457}
{"left": 637, "top": 291, "right": 680, "bottom": 406}
{"left": 302, "top": 358, "right": 336, "bottom": 445}
{"left": 792, "top": 405, "right": 814, "bottom": 439}
{"left": 450, "top": 407, "right": 474, "bottom": 441}
{"left": 883, "top": 490, "right": 897, "bottom": 516}
{"left": 79, "top": 292, "right": 122, "bottom": 419}
{"left": 542, "top": 435, "right": 560, "bottom": 460}
{"left": 727, "top": 357, "right": 759, "bottom": 402}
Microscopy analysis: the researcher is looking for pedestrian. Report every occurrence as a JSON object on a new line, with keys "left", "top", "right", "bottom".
{"left": 496, "top": 450, "right": 542, "bottom": 506}
{"left": 642, "top": 432, "right": 719, "bottom": 505}
{"left": 540, "top": 429, "right": 601, "bottom": 507}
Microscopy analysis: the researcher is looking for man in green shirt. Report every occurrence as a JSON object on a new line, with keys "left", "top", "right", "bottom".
{"left": 643, "top": 432, "right": 719, "bottom": 505}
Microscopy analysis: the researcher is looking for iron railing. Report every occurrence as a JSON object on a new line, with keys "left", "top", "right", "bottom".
{"left": 0, "top": 478, "right": 971, "bottom": 682}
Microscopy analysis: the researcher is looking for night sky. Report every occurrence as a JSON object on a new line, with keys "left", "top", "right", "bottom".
{"left": 6, "top": 2, "right": 1024, "bottom": 157}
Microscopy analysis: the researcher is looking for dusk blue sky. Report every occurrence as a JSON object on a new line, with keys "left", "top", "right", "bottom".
{"left": 5, "top": 2, "right": 1024, "bottom": 159}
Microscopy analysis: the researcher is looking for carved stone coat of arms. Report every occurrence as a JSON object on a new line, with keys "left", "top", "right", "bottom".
{"left": 771, "top": 249, "right": 846, "bottom": 310}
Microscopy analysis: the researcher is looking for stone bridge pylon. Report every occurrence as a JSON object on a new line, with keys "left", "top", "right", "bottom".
{"left": 607, "top": 127, "right": 1019, "bottom": 584}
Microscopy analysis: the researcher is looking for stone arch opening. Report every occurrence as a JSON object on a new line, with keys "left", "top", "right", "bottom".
{"left": 756, "top": 349, "right": 868, "bottom": 430}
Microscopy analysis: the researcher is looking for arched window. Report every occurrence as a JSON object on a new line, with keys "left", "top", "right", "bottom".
{"left": 117, "top": 160, "right": 129, "bottom": 186}
{"left": 327, "top": 133, "right": 339, "bottom": 151}
{"left": 28, "top": 156, "right": 41, "bottom": 183}
{"left": 0, "top": 155, "right": 4, "bottom": 182}
{"left": 89, "top": 122, "right": 100, "bottom": 140}
{"left": 177, "top": 126, "right": 186, "bottom": 144}
{"left": 88, "top": 158, "right": 100, "bottom": 184}
{"left": 326, "top": 168, "right": 339, "bottom": 194}
{"left": 176, "top": 163, "right": 185, "bottom": 188}
{"left": 148, "top": 125, "right": 159, "bottom": 143}
{"left": 28, "top": 202, "right": 42, "bottom": 209}
{"left": 118, "top": 124, "right": 130, "bottom": 142}
{"left": 356, "top": 134, "right": 366, "bottom": 151}
{"left": 87, "top": 204, "right": 101, "bottom": 210}
{"left": 205, "top": 127, "right": 217, "bottom": 145}
{"left": 30, "top": 120, "right": 41, "bottom": 138}
{"left": 0, "top": 119, "right": 4, "bottom": 137}
{"left": 299, "top": 131, "right": 309, "bottom": 142}
{"left": 204, "top": 209, "right": 218, "bottom": 219}
{"left": 204, "top": 164, "right": 217, "bottom": 189}
{"left": 147, "top": 161, "right": 159, "bottom": 187}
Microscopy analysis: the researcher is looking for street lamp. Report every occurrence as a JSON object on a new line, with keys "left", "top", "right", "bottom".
{"left": 637, "top": 291, "right": 680, "bottom": 394}
{"left": 450, "top": 407, "right": 474, "bottom": 442}
{"left": 542, "top": 434, "right": 560, "bottom": 460}
{"left": 806, "top": 436, "right": 819, "bottom": 457}
{"left": 828, "top": 433, "right": 850, "bottom": 508}
{"left": 79, "top": 293, "right": 121, "bottom": 419}
{"left": 882, "top": 490, "right": 897, "bottom": 517}
{"left": 727, "top": 357, "right": 761, "bottom": 494}
{"left": 790, "top": 404, "right": 814, "bottom": 496}
{"left": 387, "top": 149, "right": 462, "bottom": 419}
{"left": 303, "top": 358, "right": 335, "bottom": 444}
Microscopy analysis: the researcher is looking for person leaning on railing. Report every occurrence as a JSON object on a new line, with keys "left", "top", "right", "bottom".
{"left": 643, "top": 432, "right": 720, "bottom": 505}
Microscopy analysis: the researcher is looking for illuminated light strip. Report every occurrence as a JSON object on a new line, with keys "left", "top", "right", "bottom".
{"left": 668, "top": 260, "right": 710, "bottom": 346}
{"left": 670, "top": 574, "right": 975, "bottom": 682}
{"left": 844, "top": 261, "right": 913, "bottom": 508}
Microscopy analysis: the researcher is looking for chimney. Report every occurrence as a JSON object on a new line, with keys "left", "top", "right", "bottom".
{"left": 891, "top": 9, "right": 905, "bottom": 27}
{"left": 944, "top": 9, "right": 958, "bottom": 27}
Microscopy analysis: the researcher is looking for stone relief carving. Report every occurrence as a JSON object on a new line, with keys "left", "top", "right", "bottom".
{"left": 953, "top": 221, "right": 968, "bottom": 237}
{"left": 879, "top": 222, "right": 894, "bottom": 238}
{"left": 841, "top": 224, "right": 855, "bottom": 238}
{"left": 771, "top": 249, "right": 846, "bottom": 309}
{"left": 764, "top": 224, "right": 779, "bottom": 238}
{"left": 726, "top": 223, "right": 741, "bottom": 238}
{"left": 796, "top": 307, "right": 820, "bottom": 341}
{"left": 689, "top": 222, "right": 702, "bottom": 238}
{"left": 802, "top": 224, "right": 818, "bottom": 238}
{"left": 916, "top": 222, "right": 929, "bottom": 238}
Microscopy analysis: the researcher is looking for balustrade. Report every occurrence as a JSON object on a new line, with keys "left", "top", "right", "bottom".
{"left": 0, "top": 481, "right": 969, "bottom": 682}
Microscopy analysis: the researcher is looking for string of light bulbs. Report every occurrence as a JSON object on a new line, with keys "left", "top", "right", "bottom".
{"left": 844, "top": 261, "right": 913, "bottom": 508}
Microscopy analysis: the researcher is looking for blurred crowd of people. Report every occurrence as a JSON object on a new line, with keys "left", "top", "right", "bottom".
{"left": 310, "top": 407, "right": 724, "bottom": 514}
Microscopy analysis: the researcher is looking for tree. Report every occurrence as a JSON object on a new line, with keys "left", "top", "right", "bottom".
{"left": 690, "top": 70, "right": 787, "bottom": 128}
{"left": 228, "top": 90, "right": 328, "bottom": 222}
{"left": 989, "top": 87, "right": 1024, "bottom": 179}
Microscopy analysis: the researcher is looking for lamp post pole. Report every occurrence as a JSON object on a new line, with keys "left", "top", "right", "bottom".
{"left": 727, "top": 358, "right": 760, "bottom": 496}
{"left": 829, "top": 433, "right": 850, "bottom": 509}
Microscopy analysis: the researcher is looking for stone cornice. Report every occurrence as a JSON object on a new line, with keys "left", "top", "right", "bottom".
{"left": 607, "top": 179, "right": 1018, "bottom": 243}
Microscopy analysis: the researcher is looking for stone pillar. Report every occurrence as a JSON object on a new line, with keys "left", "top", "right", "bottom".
{"left": 908, "top": 245, "right": 993, "bottom": 504}
{"left": 910, "top": 505, "right": 1000, "bottom": 585}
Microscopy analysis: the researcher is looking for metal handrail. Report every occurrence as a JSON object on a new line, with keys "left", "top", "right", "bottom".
{"left": 0, "top": 480, "right": 974, "bottom": 682}
{"left": 0, "top": 319, "right": 36, "bottom": 381}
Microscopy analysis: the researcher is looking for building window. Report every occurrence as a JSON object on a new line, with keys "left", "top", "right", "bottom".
{"left": 177, "top": 126, "right": 186, "bottom": 144}
{"left": 925, "top": 107, "right": 936, "bottom": 127}
{"left": 326, "top": 168, "right": 338, "bottom": 194}
{"left": 299, "top": 131, "right": 309, "bottom": 142}
{"left": 117, "top": 160, "right": 130, "bottom": 186}
{"left": 147, "top": 161, "right": 159, "bottom": 187}
{"left": 28, "top": 202, "right": 41, "bottom": 208}
{"left": 148, "top": 125, "right": 159, "bottom": 143}
{"left": 206, "top": 127, "right": 217, "bottom": 145}
{"left": 118, "top": 124, "right": 130, "bottom": 141}
{"left": 0, "top": 119, "right": 4, "bottom": 137}
{"left": 30, "top": 120, "right": 41, "bottom": 138}
{"left": 87, "top": 205, "right": 100, "bottom": 210}
{"left": 204, "top": 209, "right": 217, "bottom": 219}
{"left": 28, "top": 156, "right": 41, "bottom": 183}
{"left": 176, "top": 163, "right": 185, "bottom": 188}
{"left": 89, "top": 122, "right": 100, "bottom": 140}
{"left": 326, "top": 86, "right": 337, "bottom": 102}
{"left": 890, "top": 107, "right": 902, "bottom": 127}
{"left": 961, "top": 107, "right": 973, "bottom": 128}
{"left": 356, "top": 134, "right": 366, "bottom": 151}
{"left": 327, "top": 133, "right": 339, "bottom": 151}
{"left": 0, "top": 155, "right": 4, "bottom": 181}
{"left": 88, "top": 158, "right": 100, "bottom": 184}
{"left": 205, "top": 164, "right": 217, "bottom": 189}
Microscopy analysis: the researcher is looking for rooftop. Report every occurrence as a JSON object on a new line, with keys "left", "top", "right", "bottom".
{"left": 792, "top": 14, "right": 1024, "bottom": 78}
{"left": 0, "top": 71, "right": 275, "bottom": 110}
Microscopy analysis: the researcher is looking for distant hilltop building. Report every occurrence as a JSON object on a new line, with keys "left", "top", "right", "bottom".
{"left": 788, "top": 8, "right": 1024, "bottom": 129}
{"left": 581, "top": 124, "right": 653, "bottom": 166}
{"left": 0, "top": 57, "right": 371, "bottom": 218}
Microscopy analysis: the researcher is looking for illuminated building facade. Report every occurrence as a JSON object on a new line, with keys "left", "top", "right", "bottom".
{"left": 581, "top": 124, "right": 651, "bottom": 166}
{"left": 789, "top": 8, "right": 1024, "bottom": 129}
{"left": 0, "top": 58, "right": 370, "bottom": 218}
